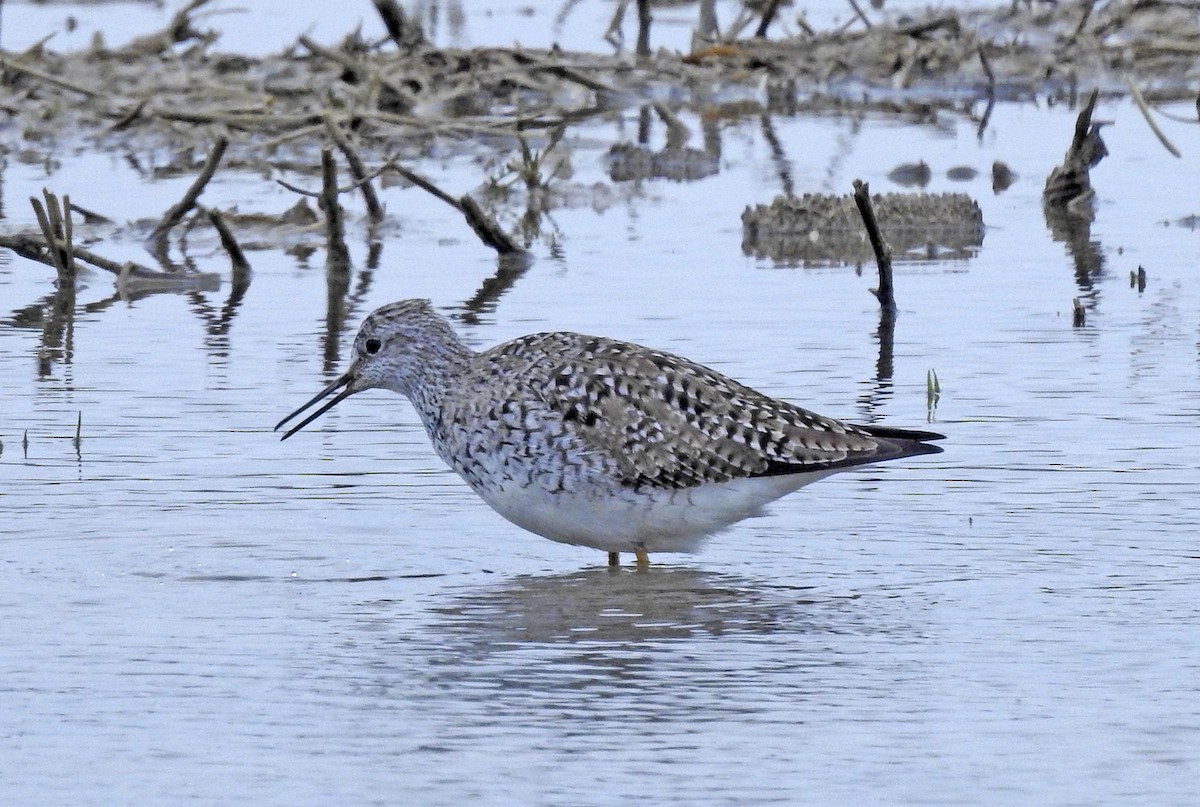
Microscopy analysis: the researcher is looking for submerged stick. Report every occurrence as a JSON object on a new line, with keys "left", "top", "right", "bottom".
{"left": 1, "top": 231, "right": 217, "bottom": 290}
{"left": 0, "top": 54, "right": 100, "bottom": 98}
{"left": 851, "top": 180, "right": 895, "bottom": 312}
{"left": 150, "top": 136, "right": 229, "bottom": 264}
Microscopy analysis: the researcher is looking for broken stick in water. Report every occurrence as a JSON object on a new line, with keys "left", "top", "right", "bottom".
{"left": 851, "top": 179, "right": 896, "bottom": 312}
{"left": 386, "top": 161, "right": 523, "bottom": 255}
{"left": 323, "top": 114, "right": 386, "bottom": 224}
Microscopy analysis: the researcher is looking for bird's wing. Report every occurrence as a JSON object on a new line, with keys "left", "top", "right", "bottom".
{"left": 517, "top": 333, "right": 902, "bottom": 491}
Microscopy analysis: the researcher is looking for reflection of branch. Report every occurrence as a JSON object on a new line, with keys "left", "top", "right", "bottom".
{"left": 0, "top": 231, "right": 217, "bottom": 291}
{"left": 759, "top": 115, "right": 793, "bottom": 197}
{"left": 459, "top": 252, "right": 536, "bottom": 323}
{"left": 318, "top": 149, "right": 351, "bottom": 270}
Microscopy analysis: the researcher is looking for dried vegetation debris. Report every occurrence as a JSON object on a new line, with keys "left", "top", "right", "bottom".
{"left": 3, "top": 0, "right": 1197, "bottom": 158}
{"left": 0, "top": 0, "right": 1195, "bottom": 286}
{"left": 742, "top": 191, "right": 984, "bottom": 265}
{"left": 690, "top": 0, "right": 1200, "bottom": 95}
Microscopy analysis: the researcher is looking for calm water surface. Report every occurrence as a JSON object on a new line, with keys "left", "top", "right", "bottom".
{"left": 2, "top": 16, "right": 1200, "bottom": 804}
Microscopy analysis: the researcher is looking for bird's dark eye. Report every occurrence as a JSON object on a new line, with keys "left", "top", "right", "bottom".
{"left": 365, "top": 338, "right": 382, "bottom": 355}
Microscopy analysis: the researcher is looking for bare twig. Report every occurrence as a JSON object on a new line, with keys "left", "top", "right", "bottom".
{"left": 977, "top": 42, "right": 996, "bottom": 92}
{"left": 604, "top": 0, "right": 631, "bottom": 49}
{"left": 1065, "top": 0, "right": 1096, "bottom": 46}
{"left": 1126, "top": 79, "right": 1182, "bottom": 158}
{"left": 298, "top": 34, "right": 364, "bottom": 81}
{"left": 508, "top": 50, "right": 616, "bottom": 94}
{"left": 851, "top": 180, "right": 895, "bottom": 311}
{"left": 459, "top": 195, "right": 522, "bottom": 255}
{"left": 386, "top": 162, "right": 521, "bottom": 255}
{"left": 636, "top": 0, "right": 652, "bottom": 57}
{"left": 652, "top": 102, "right": 691, "bottom": 146}
{"left": 31, "top": 197, "right": 68, "bottom": 279}
{"left": 150, "top": 136, "right": 229, "bottom": 264}
{"left": 0, "top": 54, "right": 99, "bottom": 97}
{"left": 61, "top": 193, "right": 77, "bottom": 278}
{"left": 30, "top": 190, "right": 77, "bottom": 284}
{"left": 846, "top": 0, "right": 873, "bottom": 30}
{"left": 299, "top": 34, "right": 415, "bottom": 111}
{"left": 755, "top": 0, "right": 784, "bottom": 38}
{"left": 323, "top": 114, "right": 386, "bottom": 223}
{"left": 318, "top": 149, "right": 351, "bottom": 269}
{"left": 386, "top": 161, "right": 461, "bottom": 208}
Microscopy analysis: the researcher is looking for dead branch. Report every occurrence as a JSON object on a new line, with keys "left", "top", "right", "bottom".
{"left": 846, "top": 0, "right": 873, "bottom": 30}
{"left": 205, "top": 208, "right": 251, "bottom": 276}
{"left": 1126, "top": 79, "right": 1181, "bottom": 158}
{"left": 30, "top": 195, "right": 70, "bottom": 281}
{"left": 0, "top": 54, "right": 100, "bottom": 98}
{"left": 323, "top": 114, "right": 386, "bottom": 224}
{"left": 851, "top": 180, "right": 896, "bottom": 312}
{"left": 755, "top": 0, "right": 785, "bottom": 38}
{"left": 636, "top": 0, "right": 652, "bottom": 57}
{"left": 150, "top": 136, "right": 230, "bottom": 265}
{"left": 318, "top": 149, "right": 351, "bottom": 269}
{"left": 299, "top": 35, "right": 415, "bottom": 112}
{"left": 0, "top": 230, "right": 217, "bottom": 291}
{"left": 386, "top": 161, "right": 522, "bottom": 255}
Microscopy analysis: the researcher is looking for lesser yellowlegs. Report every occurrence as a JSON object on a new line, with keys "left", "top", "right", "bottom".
{"left": 276, "top": 299, "right": 943, "bottom": 568}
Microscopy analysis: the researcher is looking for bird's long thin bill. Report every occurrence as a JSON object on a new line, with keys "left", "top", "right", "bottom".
{"left": 274, "top": 374, "right": 354, "bottom": 440}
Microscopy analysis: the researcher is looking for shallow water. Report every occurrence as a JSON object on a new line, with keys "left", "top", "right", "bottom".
{"left": 4, "top": 9, "right": 1200, "bottom": 804}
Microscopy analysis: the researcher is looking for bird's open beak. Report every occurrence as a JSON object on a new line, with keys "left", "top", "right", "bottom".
{"left": 274, "top": 371, "right": 358, "bottom": 440}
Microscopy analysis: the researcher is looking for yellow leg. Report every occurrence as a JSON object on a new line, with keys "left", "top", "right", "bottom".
{"left": 634, "top": 547, "right": 649, "bottom": 570}
{"left": 607, "top": 551, "right": 620, "bottom": 567}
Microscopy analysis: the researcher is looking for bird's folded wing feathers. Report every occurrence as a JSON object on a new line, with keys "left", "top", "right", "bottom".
{"left": 531, "top": 336, "right": 881, "bottom": 490}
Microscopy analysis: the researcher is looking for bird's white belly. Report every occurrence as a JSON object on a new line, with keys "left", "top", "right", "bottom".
{"left": 474, "top": 470, "right": 838, "bottom": 554}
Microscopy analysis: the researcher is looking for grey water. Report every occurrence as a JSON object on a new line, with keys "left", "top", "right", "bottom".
{"left": 3, "top": 8, "right": 1200, "bottom": 807}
